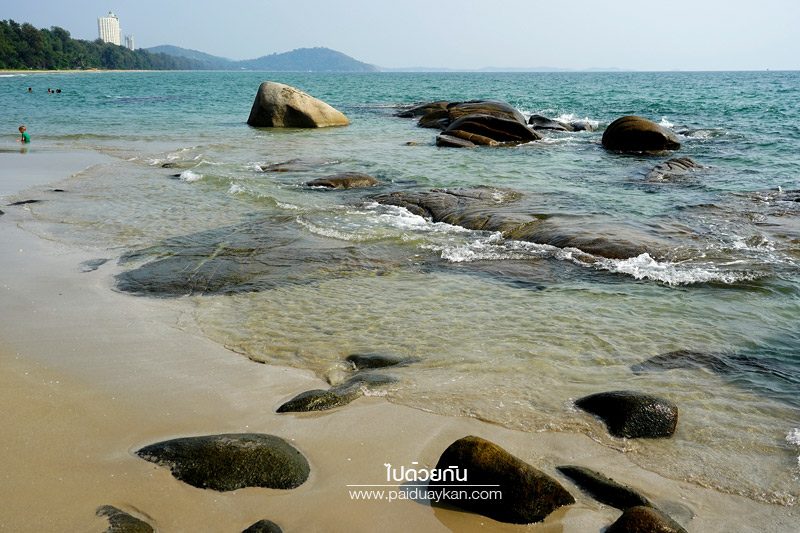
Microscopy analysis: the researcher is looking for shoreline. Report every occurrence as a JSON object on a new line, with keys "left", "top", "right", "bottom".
{"left": 1, "top": 154, "right": 797, "bottom": 531}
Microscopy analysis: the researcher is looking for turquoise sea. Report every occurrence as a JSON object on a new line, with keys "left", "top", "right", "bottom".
{"left": 2, "top": 70, "right": 799, "bottom": 506}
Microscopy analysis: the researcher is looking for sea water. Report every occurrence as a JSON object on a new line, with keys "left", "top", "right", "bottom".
{"left": 1, "top": 70, "right": 798, "bottom": 505}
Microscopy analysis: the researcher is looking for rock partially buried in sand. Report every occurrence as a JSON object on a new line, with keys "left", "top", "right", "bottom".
{"left": 96, "top": 505, "right": 154, "bottom": 533}
{"left": 430, "top": 436, "right": 575, "bottom": 524}
{"left": 242, "top": 519, "right": 283, "bottom": 533}
{"left": 556, "top": 465, "right": 651, "bottom": 510}
{"left": 602, "top": 116, "right": 681, "bottom": 152}
{"left": 575, "top": 391, "right": 678, "bottom": 439}
{"left": 136, "top": 433, "right": 310, "bottom": 491}
{"left": 277, "top": 373, "right": 396, "bottom": 413}
{"left": 606, "top": 505, "right": 688, "bottom": 533}
{"left": 247, "top": 81, "right": 349, "bottom": 128}
{"left": 306, "top": 172, "right": 379, "bottom": 189}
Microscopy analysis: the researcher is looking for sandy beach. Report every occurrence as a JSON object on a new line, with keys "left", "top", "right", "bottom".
{"left": 1, "top": 153, "right": 797, "bottom": 532}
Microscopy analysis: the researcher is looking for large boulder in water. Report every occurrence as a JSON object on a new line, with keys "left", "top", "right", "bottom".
{"left": 529, "top": 114, "right": 574, "bottom": 132}
{"left": 602, "top": 116, "right": 680, "bottom": 152}
{"left": 440, "top": 114, "right": 540, "bottom": 146}
{"left": 430, "top": 436, "right": 574, "bottom": 524}
{"left": 306, "top": 172, "right": 379, "bottom": 189}
{"left": 247, "top": 82, "right": 349, "bottom": 128}
{"left": 575, "top": 391, "right": 678, "bottom": 439}
{"left": 136, "top": 433, "right": 310, "bottom": 491}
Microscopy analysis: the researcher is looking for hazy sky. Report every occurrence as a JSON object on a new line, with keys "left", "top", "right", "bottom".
{"left": 3, "top": 0, "right": 798, "bottom": 70}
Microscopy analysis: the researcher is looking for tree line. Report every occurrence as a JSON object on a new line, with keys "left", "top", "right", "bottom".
{"left": 0, "top": 19, "right": 201, "bottom": 70}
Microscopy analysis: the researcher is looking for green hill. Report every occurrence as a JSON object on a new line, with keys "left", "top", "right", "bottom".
{"left": 147, "top": 44, "right": 378, "bottom": 72}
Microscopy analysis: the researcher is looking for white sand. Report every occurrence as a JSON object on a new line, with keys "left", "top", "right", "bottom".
{"left": 0, "top": 157, "right": 796, "bottom": 532}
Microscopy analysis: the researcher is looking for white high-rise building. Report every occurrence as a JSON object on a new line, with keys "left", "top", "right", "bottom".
{"left": 97, "top": 12, "right": 121, "bottom": 45}
{"left": 125, "top": 35, "right": 135, "bottom": 51}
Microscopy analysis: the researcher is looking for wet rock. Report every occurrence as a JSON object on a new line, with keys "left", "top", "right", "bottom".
{"left": 372, "top": 188, "right": 667, "bottom": 260}
{"left": 247, "top": 81, "right": 349, "bottom": 128}
{"left": 556, "top": 465, "right": 651, "bottom": 510}
{"left": 52, "top": 188, "right": 66, "bottom": 192}
{"left": 0, "top": 209, "right": 4, "bottom": 216}
{"left": 435, "top": 134, "right": 477, "bottom": 148}
{"left": 345, "top": 353, "right": 416, "bottom": 370}
{"left": 575, "top": 391, "right": 678, "bottom": 439}
{"left": 570, "top": 119, "right": 597, "bottom": 132}
{"left": 306, "top": 172, "right": 379, "bottom": 189}
{"left": 447, "top": 100, "right": 528, "bottom": 125}
{"left": 161, "top": 162, "right": 178, "bottom": 168}
{"left": 80, "top": 258, "right": 109, "bottom": 273}
{"left": 260, "top": 158, "right": 340, "bottom": 173}
{"left": 419, "top": 109, "right": 452, "bottom": 129}
{"left": 441, "top": 114, "right": 539, "bottom": 146}
{"left": 431, "top": 436, "right": 574, "bottom": 524}
{"left": 277, "top": 387, "right": 362, "bottom": 413}
{"left": 96, "top": 505, "right": 154, "bottom": 533}
{"left": 395, "top": 101, "right": 451, "bottom": 118}
{"left": 645, "top": 157, "right": 702, "bottom": 182}
{"left": 277, "top": 373, "right": 396, "bottom": 413}
{"left": 529, "top": 114, "right": 573, "bottom": 132}
{"left": 6, "top": 199, "right": 42, "bottom": 206}
{"left": 115, "top": 216, "right": 394, "bottom": 297}
{"left": 242, "top": 520, "right": 283, "bottom": 533}
{"left": 136, "top": 433, "right": 310, "bottom": 491}
{"left": 602, "top": 116, "right": 681, "bottom": 152}
{"left": 606, "top": 505, "right": 688, "bottom": 533}
{"left": 632, "top": 350, "right": 734, "bottom": 374}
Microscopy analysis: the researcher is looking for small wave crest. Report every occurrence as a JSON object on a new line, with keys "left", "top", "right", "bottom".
{"left": 592, "top": 253, "right": 758, "bottom": 285}
{"left": 179, "top": 170, "right": 203, "bottom": 182}
{"left": 659, "top": 116, "right": 675, "bottom": 128}
{"left": 788, "top": 428, "right": 800, "bottom": 468}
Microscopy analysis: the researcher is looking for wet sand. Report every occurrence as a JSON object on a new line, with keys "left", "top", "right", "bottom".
{"left": 0, "top": 158, "right": 797, "bottom": 532}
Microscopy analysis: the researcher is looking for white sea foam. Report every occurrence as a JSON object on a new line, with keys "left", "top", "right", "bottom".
{"left": 228, "top": 183, "right": 245, "bottom": 194}
{"left": 592, "top": 253, "right": 753, "bottom": 285}
{"left": 554, "top": 113, "right": 600, "bottom": 130}
{"left": 788, "top": 428, "right": 800, "bottom": 467}
{"left": 276, "top": 201, "right": 300, "bottom": 210}
{"left": 659, "top": 117, "right": 675, "bottom": 128}
{"left": 179, "top": 170, "right": 203, "bottom": 182}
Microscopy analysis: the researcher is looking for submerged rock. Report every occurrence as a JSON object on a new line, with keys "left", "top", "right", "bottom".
{"left": 606, "top": 505, "right": 688, "bottom": 533}
{"left": 372, "top": 188, "right": 668, "bottom": 260}
{"left": 645, "top": 157, "right": 702, "bottom": 182}
{"left": 6, "top": 199, "right": 42, "bottom": 206}
{"left": 242, "top": 520, "right": 283, "bottom": 533}
{"left": 602, "top": 116, "right": 681, "bottom": 152}
{"left": 277, "top": 373, "right": 396, "bottom": 413}
{"left": 306, "top": 172, "right": 379, "bottom": 189}
{"left": 556, "top": 465, "right": 651, "bottom": 510}
{"left": 529, "top": 114, "right": 573, "bottom": 132}
{"left": 96, "top": 505, "right": 154, "bottom": 533}
{"left": 247, "top": 81, "right": 349, "bottom": 128}
{"left": 136, "top": 433, "right": 310, "bottom": 491}
{"left": 80, "top": 258, "right": 109, "bottom": 273}
{"left": 430, "top": 436, "right": 574, "bottom": 524}
{"left": 575, "top": 391, "right": 678, "bottom": 439}
{"left": 260, "top": 158, "right": 340, "bottom": 173}
{"left": 345, "top": 353, "right": 417, "bottom": 370}
{"left": 395, "top": 101, "right": 451, "bottom": 118}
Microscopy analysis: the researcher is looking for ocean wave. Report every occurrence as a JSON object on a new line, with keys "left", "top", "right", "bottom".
{"left": 659, "top": 116, "right": 675, "bottom": 128}
{"left": 788, "top": 428, "right": 800, "bottom": 468}
{"left": 554, "top": 113, "right": 600, "bottom": 130}
{"left": 179, "top": 170, "right": 203, "bottom": 182}
{"left": 592, "top": 253, "right": 758, "bottom": 285}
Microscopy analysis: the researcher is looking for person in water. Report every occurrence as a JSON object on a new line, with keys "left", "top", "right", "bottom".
{"left": 18, "top": 125, "right": 30, "bottom": 143}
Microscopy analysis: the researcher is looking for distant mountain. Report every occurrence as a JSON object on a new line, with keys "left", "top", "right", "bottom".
{"left": 146, "top": 45, "right": 235, "bottom": 69}
{"left": 146, "top": 45, "right": 377, "bottom": 72}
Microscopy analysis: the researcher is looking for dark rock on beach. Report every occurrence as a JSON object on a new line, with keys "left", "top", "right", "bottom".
{"left": 306, "top": 172, "right": 379, "bottom": 189}
{"left": 645, "top": 157, "right": 702, "bottom": 182}
{"left": 602, "top": 116, "right": 681, "bottom": 152}
{"left": 136, "top": 433, "right": 310, "bottom": 491}
{"left": 606, "top": 505, "right": 688, "bottom": 533}
{"left": 277, "top": 373, "right": 396, "bottom": 413}
{"left": 247, "top": 81, "right": 349, "bottom": 128}
{"left": 96, "top": 505, "right": 154, "bottom": 533}
{"left": 556, "top": 465, "right": 651, "bottom": 510}
{"left": 242, "top": 520, "right": 283, "bottom": 533}
{"left": 575, "top": 391, "right": 678, "bottom": 439}
{"left": 430, "top": 436, "right": 575, "bottom": 524}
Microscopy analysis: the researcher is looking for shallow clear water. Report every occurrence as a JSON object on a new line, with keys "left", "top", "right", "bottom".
{"left": 2, "top": 70, "right": 798, "bottom": 505}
